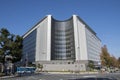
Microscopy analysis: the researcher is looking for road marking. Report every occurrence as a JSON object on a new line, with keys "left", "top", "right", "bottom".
{"left": 83, "top": 75, "right": 97, "bottom": 78}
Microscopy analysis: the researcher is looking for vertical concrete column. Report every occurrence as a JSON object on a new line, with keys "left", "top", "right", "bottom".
{"left": 47, "top": 15, "right": 52, "bottom": 61}
{"left": 73, "top": 15, "right": 80, "bottom": 61}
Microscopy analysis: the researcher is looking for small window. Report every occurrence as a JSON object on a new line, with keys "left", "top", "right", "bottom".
{"left": 81, "top": 64, "right": 83, "bottom": 67}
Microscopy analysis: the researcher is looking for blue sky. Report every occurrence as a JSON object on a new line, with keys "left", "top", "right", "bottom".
{"left": 0, "top": 0, "right": 120, "bottom": 58}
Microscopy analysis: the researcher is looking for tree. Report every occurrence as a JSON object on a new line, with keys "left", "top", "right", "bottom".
{"left": 10, "top": 35, "right": 23, "bottom": 63}
{"left": 110, "top": 55, "right": 118, "bottom": 68}
{"left": 0, "top": 28, "right": 11, "bottom": 64}
{"left": 118, "top": 57, "right": 120, "bottom": 68}
{"left": 100, "top": 45, "right": 111, "bottom": 67}
{"left": 37, "top": 64, "right": 43, "bottom": 71}
{"left": 88, "top": 60, "right": 95, "bottom": 71}
{"left": 0, "top": 28, "right": 23, "bottom": 68}
{"left": 100, "top": 45, "right": 120, "bottom": 69}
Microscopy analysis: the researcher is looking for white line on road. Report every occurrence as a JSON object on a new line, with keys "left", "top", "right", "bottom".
{"left": 83, "top": 75, "right": 97, "bottom": 78}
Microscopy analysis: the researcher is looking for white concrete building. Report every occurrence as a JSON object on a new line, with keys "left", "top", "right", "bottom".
{"left": 22, "top": 15, "right": 101, "bottom": 71}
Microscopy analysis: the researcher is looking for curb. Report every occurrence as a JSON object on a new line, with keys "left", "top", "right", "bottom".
{"left": 0, "top": 75, "right": 15, "bottom": 79}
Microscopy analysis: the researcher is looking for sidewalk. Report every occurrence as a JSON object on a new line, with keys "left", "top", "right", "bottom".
{"left": 0, "top": 75, "right": 15, "bottom": 79}
{"left": 47, "top": 71, "right": 99, "bottom": 74}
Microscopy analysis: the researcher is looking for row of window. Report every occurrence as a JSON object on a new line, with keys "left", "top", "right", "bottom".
{"left": 54, "top": 48, "right": 74, "bottom": 51}
{"left": 55, "top": 30, "right": 74, "bottom": 35}
{"left": 54, "top": 34, "right": 74, "bottom": 38}
{"left": 54, "top": 44, "right": 74, "bottom": 47}
{"left": 52, "top": 56, "right": 75, "bottom": 60}
{"left": 23, "top": 30, "right": 37, "bottom": 63}
{"left": 54, "top": 50, "right": 74, "bottom": 53}
{"left": 54, "top": 38, "right": 74, "bottom": 41}
{"left": 54, "top": 27, "right": 73, "bottom": 32}
{"left": 54, "top": 40, "right": 74, "bottom": 43}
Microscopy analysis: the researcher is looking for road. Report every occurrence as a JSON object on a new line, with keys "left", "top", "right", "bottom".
{"left": 1, "top": 72, "right": 120, "bottom": 80}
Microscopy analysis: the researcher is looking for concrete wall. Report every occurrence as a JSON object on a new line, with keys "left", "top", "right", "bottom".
{"left": 43, "top": 63, "right": 86, "bottom": 71}
{"left": 36, "top": 15, "right": 51, "bottom": 61}
{"left": 73, "top": 15, "right": 88, "bottom": 61}
{"left": 85, "top": 27, "right": 101, "bottom": 62}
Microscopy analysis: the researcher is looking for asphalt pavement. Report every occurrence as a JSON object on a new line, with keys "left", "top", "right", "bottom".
{"left": 1, "top": 72, "right": 120, "bottom": 80}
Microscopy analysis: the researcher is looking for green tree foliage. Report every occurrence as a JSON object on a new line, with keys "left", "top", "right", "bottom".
{"left": 0, "top": 28, "right": 10, "bottom": 63}
{"left": 88, "top": 60, "right": 95, "bottom": 71}
{"left": 118, "top": 57, "right": 120, "bottom": 68}
{"left": 37, "top": 64, "right": 43, "bottom": 71}
{"left": 0, "top": 28, "right": 23, "bottom": 64}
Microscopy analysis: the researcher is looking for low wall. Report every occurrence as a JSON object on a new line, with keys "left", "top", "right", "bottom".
{"left": 42, "top": 63, "right": 86, "bottom": 71}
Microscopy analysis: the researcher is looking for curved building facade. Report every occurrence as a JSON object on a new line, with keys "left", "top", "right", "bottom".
{"left": 22, "top": 15, "right": 101, "bottom": 71}
{"left": 51, "top": 17, "right": 75, "bottom": 60}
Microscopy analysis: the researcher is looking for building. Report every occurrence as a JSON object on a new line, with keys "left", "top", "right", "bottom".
{"left": 22, "top": 15, "right": 101, "bottom": 71}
